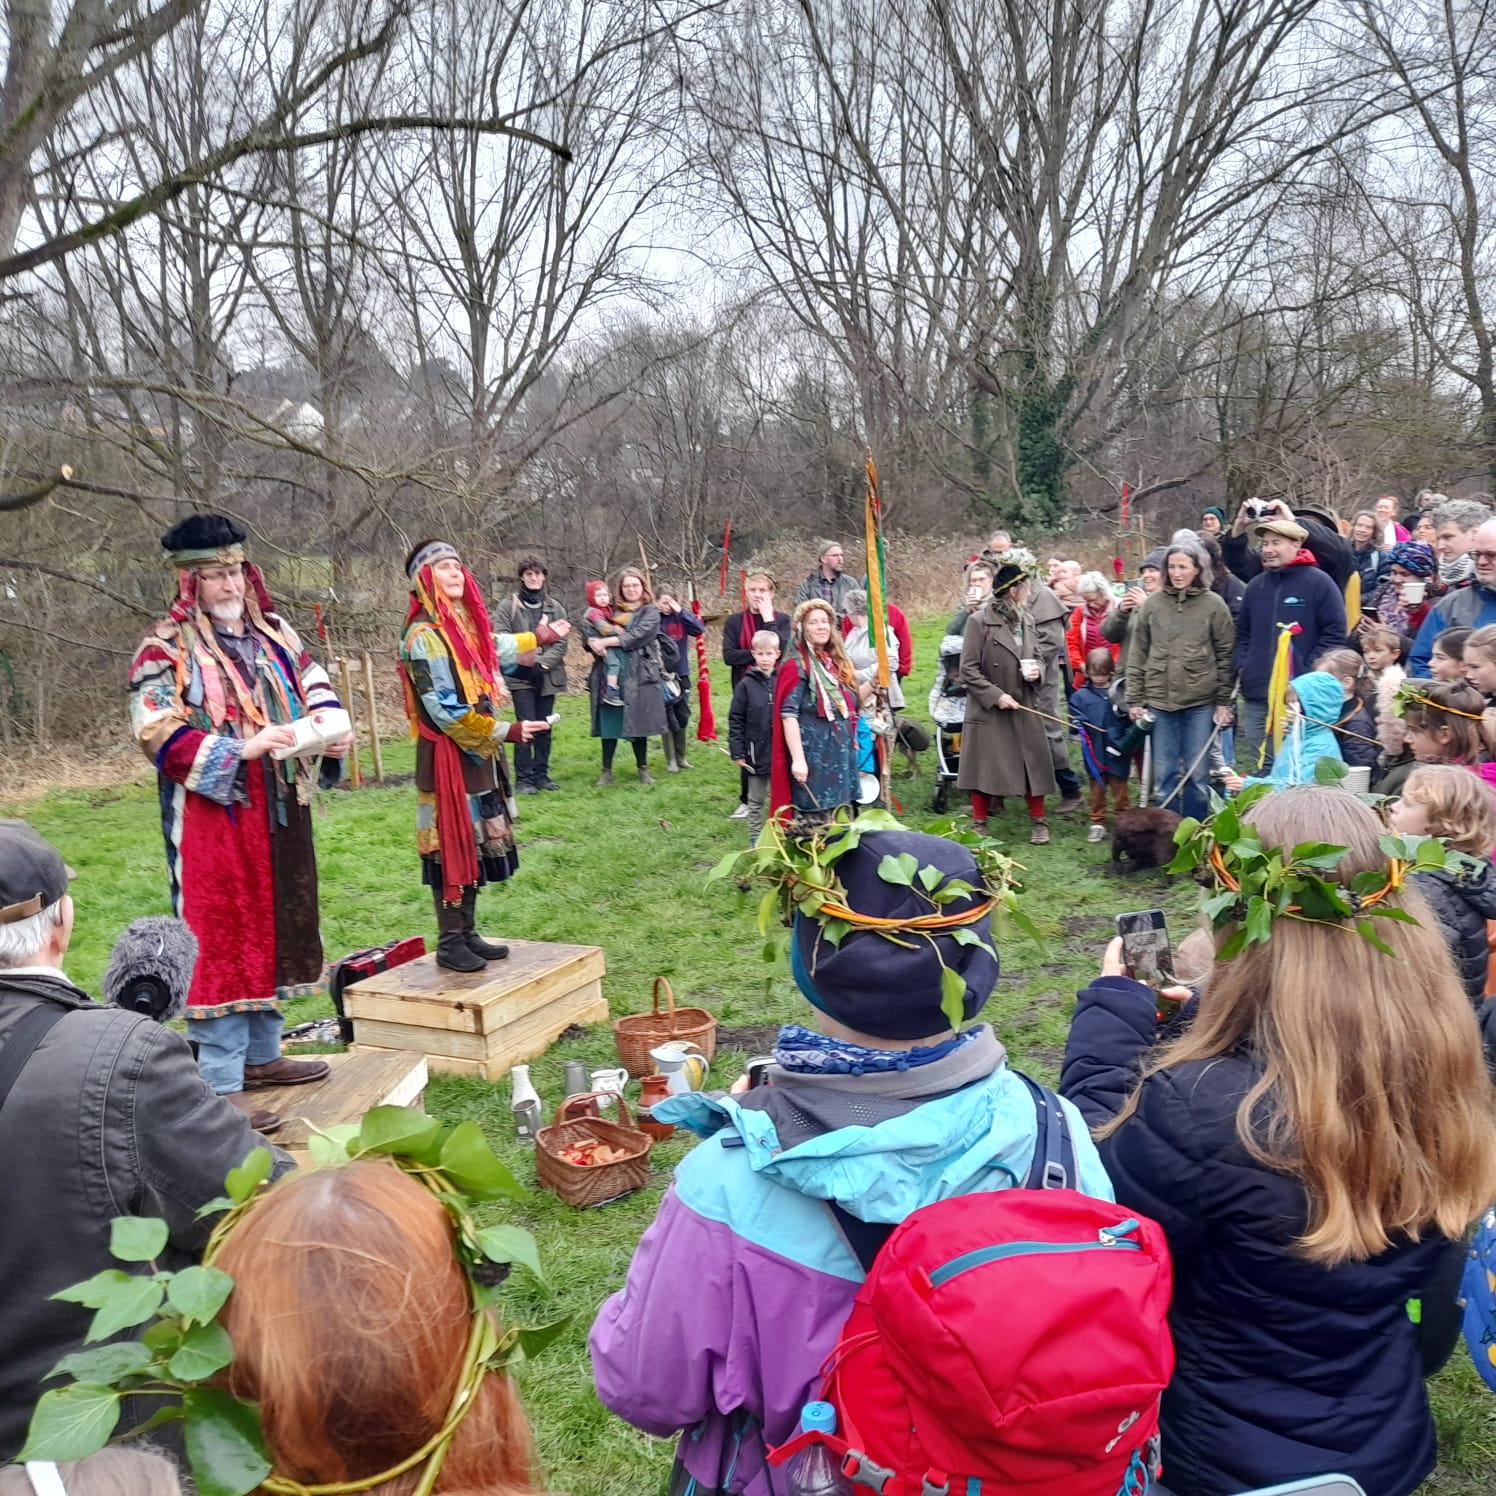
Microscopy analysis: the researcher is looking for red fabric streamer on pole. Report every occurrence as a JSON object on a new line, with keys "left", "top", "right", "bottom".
{"left": 691, "top": 584, "right": 717, "bottom": 740}
{"left": 1114, "top": 481, "right": 1131, "bottom": 580}
{"left": 313, "top": 602, "right": 327, "bottom": 643}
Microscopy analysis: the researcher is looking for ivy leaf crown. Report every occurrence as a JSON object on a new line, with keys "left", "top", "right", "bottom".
{"left": 706, "top": 807, "right": 1043, "bottom": 1030}
{"left": 1166, "top": 782, "right": 1452, "bottom": 960}
{"left": 22, "top": 1107, "right": 564, "bottom": 1496}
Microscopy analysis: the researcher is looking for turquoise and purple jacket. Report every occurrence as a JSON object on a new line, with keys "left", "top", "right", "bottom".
{"left": 588, "top": 1036, "right": 1111, "bottom": 1495}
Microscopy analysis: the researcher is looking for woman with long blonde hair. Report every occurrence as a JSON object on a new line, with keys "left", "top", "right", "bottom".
{"left": 216, "top": 1159, "right": 540, "bottom": 1496}
{"left": 1062, "top": 785, "right": 1496, "bottom": 1496}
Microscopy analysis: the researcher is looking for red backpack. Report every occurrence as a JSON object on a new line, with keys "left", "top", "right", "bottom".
{"left": 770, "top": 1077, "right": 1174, "bottom": 1496}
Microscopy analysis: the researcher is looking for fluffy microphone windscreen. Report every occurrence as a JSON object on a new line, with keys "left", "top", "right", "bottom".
{"left": 102, "top": 916, "right": 199, "bottom": 1023}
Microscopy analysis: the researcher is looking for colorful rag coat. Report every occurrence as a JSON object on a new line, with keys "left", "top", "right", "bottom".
{"left": 399, "top": 600, "right": 538, "bottom": 904}
{"left": 128, "top": 571, "right": 340, "bottom": 1019}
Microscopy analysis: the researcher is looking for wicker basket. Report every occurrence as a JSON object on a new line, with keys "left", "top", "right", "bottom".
{"left": 612, "top": 976, "right": 718, "bottom": 1078}
{"left": 535, "top": 1092, "right": 652, "bottom": 1208}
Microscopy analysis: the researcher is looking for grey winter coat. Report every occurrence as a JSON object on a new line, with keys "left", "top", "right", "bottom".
{"left": 1127, "top": 585, "right": 1236, "bottom": 712}
{"left": 587, "top": 601, "right": 669, "bottom": 740}
{"left": 957, "top": 598, "right": 1059, "bottom": 799}
{"left": 492, "top": 591, "right": 570, "bottom": 694}
{"left": 0, "top": 970, "right": 288, "bottom": 1459}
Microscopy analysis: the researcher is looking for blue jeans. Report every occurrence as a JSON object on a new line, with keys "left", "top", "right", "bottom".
{"left": 193, "top": 1009, "right": 284, "bottom": 1094}
{"left": 1152, "top": 705, "right": 1215, "bottom": 820}
{"left": 1238, "top": 697, "right": 1273, "bottom": 772}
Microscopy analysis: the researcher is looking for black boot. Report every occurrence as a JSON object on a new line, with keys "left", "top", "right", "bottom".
{"left": 434, "top": 888, "right": 485, "bottom": 973}
{"left": 462, "top": 887, "right": 509, "bottom": 961}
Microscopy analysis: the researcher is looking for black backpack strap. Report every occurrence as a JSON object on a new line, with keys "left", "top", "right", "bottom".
{"left": 1014, "top": 1070, "right": 1079, "bottom": 1191}
{"left": 827, "top": 1201, "right": 897, "bottom": 1276}
{"left": 0, "top": 1003, "right": 68, "bottom": 1113}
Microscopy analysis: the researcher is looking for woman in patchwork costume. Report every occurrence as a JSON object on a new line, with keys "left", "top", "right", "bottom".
{"left": 398, "top": 539, "right": 569, "bottom": 972}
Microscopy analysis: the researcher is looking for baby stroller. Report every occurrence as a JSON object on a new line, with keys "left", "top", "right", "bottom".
{"left": 929, "top": 633, "right": 968, "bottom": 813}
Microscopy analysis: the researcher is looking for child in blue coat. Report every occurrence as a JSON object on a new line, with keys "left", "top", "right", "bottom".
{"left": 1069, "top": 647, "right": 1132, "bottom": 843}
{"left": 1223, "top": 671, "right": 1346, "bottom": 793}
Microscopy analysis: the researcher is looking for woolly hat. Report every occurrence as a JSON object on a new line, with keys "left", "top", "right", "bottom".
{"left": 160, "top": 513, "right": 246, "bottom": 567}
{"left": 1140, "top": 547, "right": 1167, "bottom": 574}
{"left": 790, "top": 829, "right": 999, "bottom": 1040}
{"left": 1202, "top": 506, "right": 1226, "bottom": 524}
{"left": 1386, "top": 540, "right": 1437, "bottom": 578}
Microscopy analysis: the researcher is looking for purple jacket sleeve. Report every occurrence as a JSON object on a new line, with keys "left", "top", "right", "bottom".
{"left": 590, "top": 1184, "right": 746, "bottom": 1438}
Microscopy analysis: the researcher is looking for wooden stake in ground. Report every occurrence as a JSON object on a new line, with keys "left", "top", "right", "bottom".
{"left": 361, "top": 651, "right": 385, "bottom": 784}
{"left": 337, "top": 656, "right": 361, "bottom": 785}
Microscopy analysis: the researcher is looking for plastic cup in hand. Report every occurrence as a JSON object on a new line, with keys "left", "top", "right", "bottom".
{"left": 1020, "top": 658, "right": 1041, "bottom": 682}
{"left": 1402, "top": 581, "right": 1427, "bottom": 605}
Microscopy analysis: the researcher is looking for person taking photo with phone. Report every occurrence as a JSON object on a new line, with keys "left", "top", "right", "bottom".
{"left": 1062, "top": 786, "right": 1496, "bottom": 1496}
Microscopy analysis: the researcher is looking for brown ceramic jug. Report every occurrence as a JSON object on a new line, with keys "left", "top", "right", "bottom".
{"left": 637, "top": 1073, "right": 675, "bottom": 1141}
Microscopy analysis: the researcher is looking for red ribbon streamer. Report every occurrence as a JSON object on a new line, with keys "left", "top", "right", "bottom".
{"left": 692, "top": 594, "right": 717, "bottom": 740}
{"left": 313, "top": 602, "right": 327, "bottom": 642}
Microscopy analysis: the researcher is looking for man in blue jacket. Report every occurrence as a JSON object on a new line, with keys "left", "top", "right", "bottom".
{"left": 1234, "top": 516, "right": 1347, "bottom": 769}
{"left": 1408, "top": 518, "right": 1496, "bottom": 677}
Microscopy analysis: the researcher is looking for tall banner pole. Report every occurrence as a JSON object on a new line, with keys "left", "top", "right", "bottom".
{"left": 863, "top": 451, "right": 893, "bottom": 806}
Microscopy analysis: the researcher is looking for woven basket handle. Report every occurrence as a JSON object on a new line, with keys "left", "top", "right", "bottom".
{"left": 555, "top": 1091, "right": 636, "bottom": 1129}
{"left": 652, "top": 975, "right": 676, "bottom": 1019}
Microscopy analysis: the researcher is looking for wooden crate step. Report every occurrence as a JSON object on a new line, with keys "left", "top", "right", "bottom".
{"left": 343, "top": 940, "right": 609, "bottom": 1081}
{"left": 252, "top": 1050, "right": 429, "bottom": 1165}
{"left": 343, "top": 940, "right": 605, "bottom": 1035}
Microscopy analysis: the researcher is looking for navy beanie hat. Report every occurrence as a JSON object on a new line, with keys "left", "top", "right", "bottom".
{"left": 791, "top": 829, "right": 1000, "bottom": 1040}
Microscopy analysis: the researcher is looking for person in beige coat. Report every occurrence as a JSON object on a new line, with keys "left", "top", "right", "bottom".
{"left": 958, "top": 551, "right": 1059, "bottom": 844}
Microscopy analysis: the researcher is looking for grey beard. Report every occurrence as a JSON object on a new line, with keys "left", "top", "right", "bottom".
{"left": 208, "top": 600, "right": 245, "bottom": 625}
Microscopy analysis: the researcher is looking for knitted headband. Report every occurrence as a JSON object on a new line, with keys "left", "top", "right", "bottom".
{"left": 407, "top": 540, "right": 460, "bottom": 579}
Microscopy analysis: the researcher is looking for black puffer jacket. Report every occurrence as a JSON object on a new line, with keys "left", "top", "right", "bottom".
{"left": 1411, "top": 860, "right": 1496, "bottom": 1005}
{"left": 1062, "top": 976, "right": 1456, "bottom": 1496}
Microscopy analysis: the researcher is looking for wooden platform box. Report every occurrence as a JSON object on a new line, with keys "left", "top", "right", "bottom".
{"left": 256, "top": 1050, "right": 429, "bottom": 1166}
{"left": 343, "top": 939, "right": 608, "bottom": 1081}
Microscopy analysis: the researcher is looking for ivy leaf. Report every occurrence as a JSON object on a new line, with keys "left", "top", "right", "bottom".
{"left": 354, "top": 1106, "right": 444, "bottom": 1158}
{"left": 109, "top": 1217, "right": 169, "bottom": 1264}
{"left": 1172, "top": 815, "right": 1201, "bottom": 844}
{"left": 821, "top": 917, "right": 851, "bottom": 948}
{"left": 440, "top": 1122, "right": 524, "bottom": 1200}
{"left": 168, "top": 1322, "right": 235, "bottom": 1382}
{"left": 1216, "top": 927, "right": 1248, "bottom": 962}
{"left": 1415, "top": 837, "right": 1449, "bottom": 870}
{"left": 876, "top": 852, "right": 918, "bottom": 887}
{"left": 511, "top": 1315, "right": 573, "bottom": 1365}
{"left": 939, "top": 966, "right": 967, "bottom": 1032}
{"left": 223, "top": 1149, "right": 273, "bottom": 1207}
{"left": 1290, "top": 841, "right": 1349, "bottom": 871}
{"left": 1245, "top": 896, "right": 1273, "bottom": 945}
{"left": 1369, "top": 906, "right": 1418, "bottom": 925}
{"left": 1356, "top": 920, "right": 1397, "bottom": 958}
{"left": 474, "top": 1224, "right": 545, "bottom": 1286}
{"left": 1350, "top": 868, "right": 1388, "bottom": 896}
{"left": 194, "top": 1197, "right": 234, "bottom": 1220}
{"left": 181, "top": 1388, "right": 272, "bottom": 1496}
{"left": 704, "top": 848, "right": 745, "bottom": 884}
{"left": 54, "top": 1270, "right": 165, "bottom": 1344}
{"left": 167, "top": 1266, "right": 235, "bottom": 1325}
{"left": 918, "top": 863, "right": 943, "bottom": 892}
{"left": 1314, "top": 756, "right": 1348, "bottom": 784}
{"left": 756, "top": 887, "right": 780, "bottom": 937}
{"left": 950, "top": 926, "right": 997, "bottom": 960}
{"left": 306, "top": 1131, "right": 351, "bottom": 1169}
{"left": 1201, "top": 891, "right": 1238, "bottom": 922}
{"left": 19, "top": 1385, "right": 121, "bottom": 1461}
{"left": 47, "top": 1341, "right": 153, "bottom": 1386}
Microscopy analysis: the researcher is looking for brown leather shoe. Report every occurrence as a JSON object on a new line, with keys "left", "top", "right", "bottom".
{"left": 223, "top": 1090, "right": 283, "bottom": 1134}
{"left": 242, "top": 1056, "right": 331, "bottom": 1088}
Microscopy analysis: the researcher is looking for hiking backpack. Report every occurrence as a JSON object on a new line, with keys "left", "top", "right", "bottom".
{"left": 770, "top": 1076, "right": 1175, "bottom": 1496}
{"left": 1460, "top": 1203, "right": 1496, "bottom": 1393}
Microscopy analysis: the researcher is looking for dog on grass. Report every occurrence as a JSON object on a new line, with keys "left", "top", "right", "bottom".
{"left": 1110, "top": 806, "right": 1182, "bottom": 873}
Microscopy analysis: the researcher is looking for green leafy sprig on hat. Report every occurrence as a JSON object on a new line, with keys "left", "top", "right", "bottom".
{"left": 23, "top": 1108, "right": 563, "bottom": 1496}
{"left": 1166, "top": 782, "right": 1451, "bottom": 959}
{"left": 707, "top": 807, "right": 1041, "bottom": 1030}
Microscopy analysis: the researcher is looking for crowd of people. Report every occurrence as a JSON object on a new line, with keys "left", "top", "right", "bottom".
{"left": 6, "top": 499, "right": 1496, "bottom": 1496}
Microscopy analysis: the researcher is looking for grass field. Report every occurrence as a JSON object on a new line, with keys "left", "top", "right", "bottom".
{"left": 5, "top": 612, "right": 1493, "bottom": 1495}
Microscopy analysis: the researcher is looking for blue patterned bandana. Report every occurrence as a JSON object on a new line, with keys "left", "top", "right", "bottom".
{"left": 772, "top": 1022, "right": 975, "bottom": 1076}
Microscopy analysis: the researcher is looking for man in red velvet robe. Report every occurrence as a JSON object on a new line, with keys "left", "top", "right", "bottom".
{"left": 127, "top": 514, "right": 344, "bottom": 1129}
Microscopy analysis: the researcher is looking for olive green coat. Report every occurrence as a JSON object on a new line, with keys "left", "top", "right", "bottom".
{"left": 1126, "top": 585, "right": 1236, "bottom": 712}
{"left": 956, "top": 597, "right": 1059, "bottom": 799}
